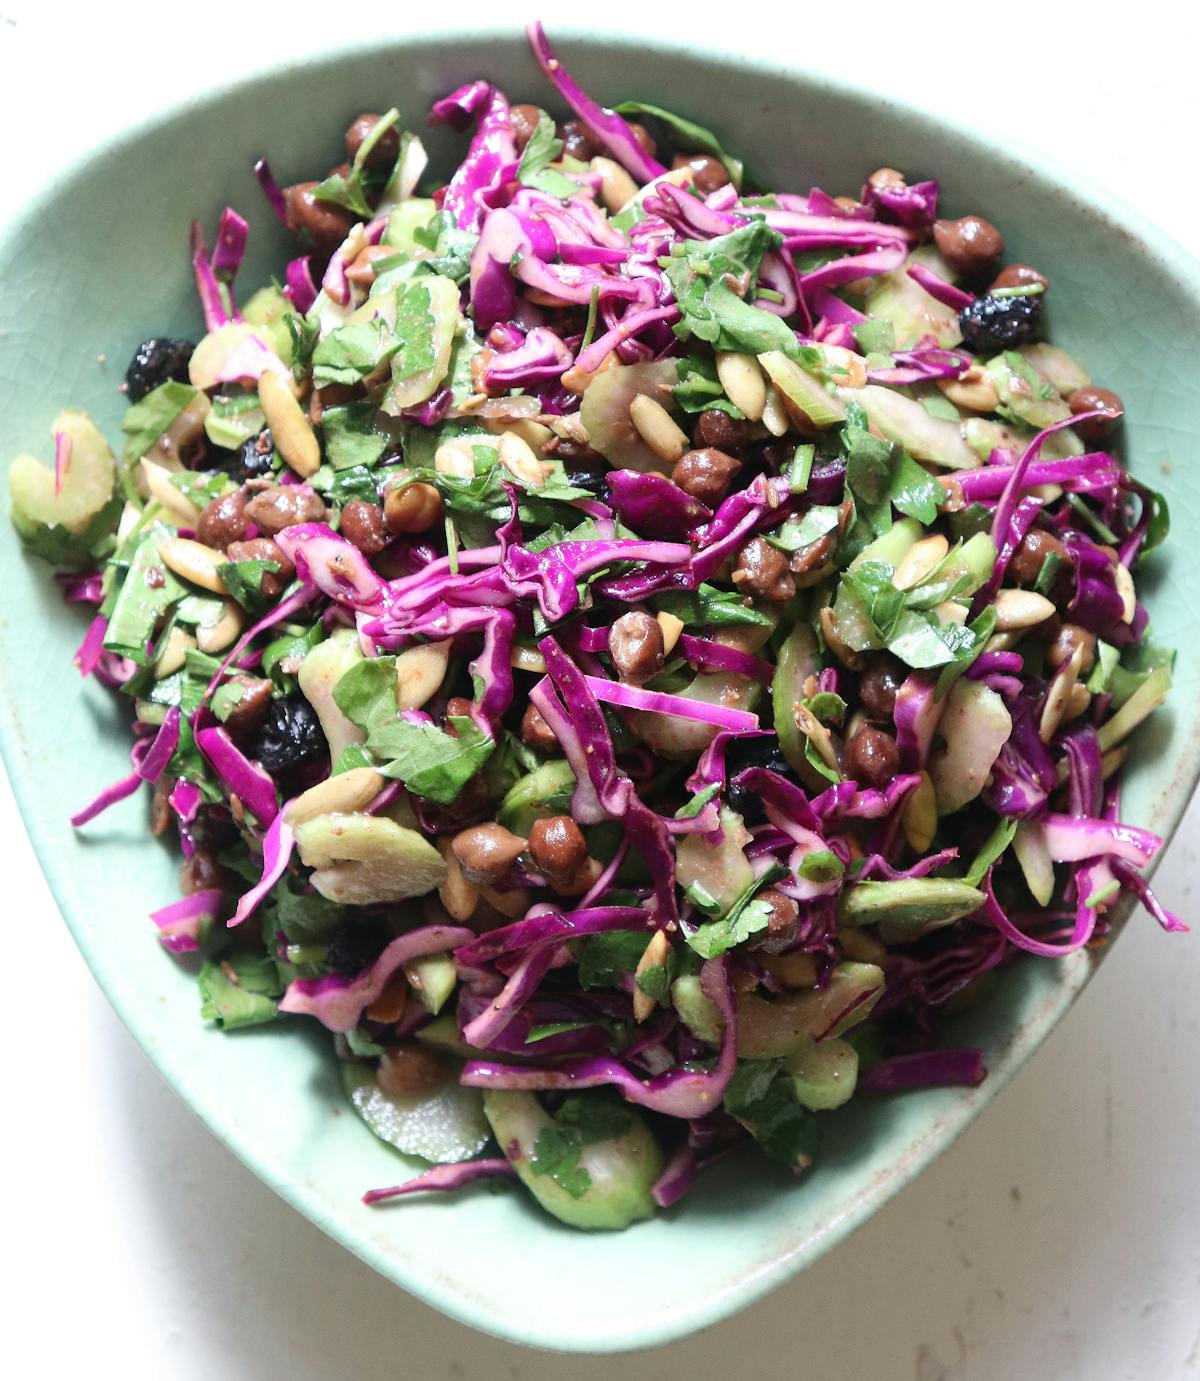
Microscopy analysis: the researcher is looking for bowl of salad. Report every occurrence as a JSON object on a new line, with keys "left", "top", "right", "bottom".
{"left": 1, "top": 21, "right": 1196, "bottom": 1353}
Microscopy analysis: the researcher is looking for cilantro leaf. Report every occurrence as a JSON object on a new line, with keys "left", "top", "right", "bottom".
{"left": 309, "top": 463, "right": 382, "bottom": 510}
{"left": 122, "top": 380, "right": 200, "bottom": 461}
{"left": 866, "top": 601, "right": 997, "bottom": 694}
{"left": 530, "top": 1094, "right": 635, "bottom": 1199}
{"left": 419, "top": 213, "right": 479, "bottom": 284}
{"left": 557, "top": 1094, "right": 633, "bottom": 1142}
{"left": 841, "top": 561, "right": 906, "bottom": 642}
{"left": 311, "top": 317, "right": 400, "bottom": 387}
{"left": 891, "top": 452, "right": 942, "bottom": 525}
{"left": 321, "top": 402, "right": 389, "bottom": 470}
{"left": 104, "top": 528, "right": 186, "bottom": 664}
{"left": 1132, "top": 482, "right": 1170, "bottom": 562}
{"left": 948, "top": 503, "right": 993, "bottom": 541}
{"left": 312, "top": 108, "right": 402, "bottom": 217}
{"left": 852, "top": 319, "right": 895, "bottom": 355}
{"left": 673, "top": 353, "right": 745, "bottom": 416}
{"left": 656, "top": 583, "right": 772, "bottom": 629}
{"left": 664, "top": 223, "right": 800, "bottom": 357}
{"left": 11, "top": 491, "right": 121, "bottom": 568}
{"left": 687, "top": 861, "right": 788, "bottom": 959}
{"left": 198, "top": 953, "right": 282, "bottom": 1031}
{"left": 1087, "top": 636, "right": 1175, "bottom": 709}
{"left": 217, "top": 557, "right": 280, "bottom": 609}
{"left": 390, "top": 277, "right": 443, "bottom": 384}
{"left": 516, "top": 110, "right": 577, "bottom": 198}
{"left": 261, "top": 621, "right": 324, "bottom": 689}
{"left": 842, "top": 410, "right": 941, "bottom": 535}
{"left": 366, "top": 713, "right": 494, "bottom": 804}
{"left": 766, "top": 505, "right": 841, "bottom": 554}
{"left": 332, "top": 655, "right": 398, "bottom": 732}
{"left": 963, "top": 816, "right": 1019, "bottom": 887}
{"left": 635, "top": 944, "right": 678, "bottom": 1003}
{"left": 575, "top": 930, "right": 649, "bottom": 990}
{"left": 613, "top": 100, "right": 743, "bottom": 187}
{"left": 723, "top": 1060, "right": 820, "bottom": 1170}
{"left": 524, "top": 1021, "right": 595, "bottom": 1045}
{"left": 286, "top": 312, "right": 320, "bottom": 373}
{"left": 169, "top": 469, "right": 237, "bottom": 511}
{"left": 271, "top": 881, "right": 347, "bottom": 946}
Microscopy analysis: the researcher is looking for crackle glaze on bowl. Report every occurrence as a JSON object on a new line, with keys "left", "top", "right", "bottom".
{"left": 0, "top": 29, "right": 1196, "bottom": 1355}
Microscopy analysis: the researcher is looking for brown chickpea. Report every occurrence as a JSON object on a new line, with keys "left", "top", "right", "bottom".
{"left": 757, "top": 888, "right": 800, "bottom": 938}
{"left": 1067, "top": 386, "right": 1124, "bottom": 443}
{"left": 842, "top": 725, "right": 900, "bottom": 788}
{"left": 990, "top": 262, "right": 1048, "bottom": 294}
{"left": 509, "top": 103, "right": 542, "bottom": 151}
{"left": 344, "top": 113, "right": 401, "bottom": 169}
{"left": 225, "top": 538, "right": 294, "bottom": 599}
{"left": 150, "top": 777, "right": 172, "bottom": 836}
{"left": 283, "top": 182, "right": 355, "bottom": 254}
{"left": 671, "top": 447, "right": 742, "bottom": 506}
{"left": 693, "top": 408, "right": 754, "bottom": 451}
{"left": 244, "top": 484, "right": 328, "bottom": 535}
{"left": 789, "top": 526, "right": 840, "bottom": 578}
{"left": 443, "top": 698, "right": 475, "bottom": 739}
{"left": 339, "top": 499, "right": 387, "bottom": 555}
{"left": 858, "top": 655, "right": 905, "bottom": 723}
{"left": 180, "top": 849, "right": 228, "bottom": 895}
{"left": 671, "top": 153, "right": 729, "bottom": 194}
{"left": 520, "top": 702, "right": 558, "bottom": 751}
{"left": 384, "top": 481, "right": 443, "bottom": 535}
{"left": 932, "top": 216, "right": 1005, "bottom": 279}
{"left": 866, "top": 167, "right": 905, "bottom": 195}
{"left": 731, "top": 537, "right": 795, "bottom": 603}
{"left": 528, "top": 815, "right": 588, "bottom": 886}
{"left": 451, "top": 822, "right": 528, "bottom": 885}
{"left": 1008, "top": 528, "right": 1069, "bottom": 587}
{"left": 223, "top": 676, "right": 273, "bottom": 735}
{"left": 377, "top": 1042, "right": 451, "bottom": 1099}
{"left": 626, "top": 121, "right": 657, "bottom": 159}
{"left": 1046, "top": 623, "right": 1097, "bottom": 676}
{"left": 196, "top": 488, "right": 249, "bottom": 549}
{"left": 608, "top": 611, "right": 665, "bottom": 686}
{"left": 560, "top": 119, "right": 601, "bottom": 161}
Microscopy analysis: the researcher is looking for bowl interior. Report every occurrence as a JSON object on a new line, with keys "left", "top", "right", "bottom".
{"left": 0, "top": 30, "right": 1197, "bottom": 1354}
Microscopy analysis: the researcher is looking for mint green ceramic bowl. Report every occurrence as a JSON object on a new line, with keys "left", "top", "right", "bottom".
{"left": 0, "top": 29, "right": 1196, "bottom": 1355}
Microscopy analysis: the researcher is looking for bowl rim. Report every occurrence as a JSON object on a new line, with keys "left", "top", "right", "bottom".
{"left": 0, "top": 23, "right": 1195, "bottom": 1355}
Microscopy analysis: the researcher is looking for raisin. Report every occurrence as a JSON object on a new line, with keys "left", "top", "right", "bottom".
{"left": 326, "top": 917, "right": 391, "bottom": 976}
{"left": 251, "top": 694, "right": 328, "bottom": 774}
{"left": 957, "top": 293, "right": 1043, "bottom": 352}
{"left": 125, "top": 338, "right": 195, "bottom": 402}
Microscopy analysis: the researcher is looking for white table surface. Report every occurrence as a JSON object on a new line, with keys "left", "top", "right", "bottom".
{"left": 4, "top": 3, "right": 1199, "bottom": 1376}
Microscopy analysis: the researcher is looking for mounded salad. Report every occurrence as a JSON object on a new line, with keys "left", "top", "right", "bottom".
{"left": 11, "top": 23, "right": 1183, "bottom": 1229}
